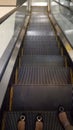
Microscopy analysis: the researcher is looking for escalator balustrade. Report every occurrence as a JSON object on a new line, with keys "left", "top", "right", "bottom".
{"left": 1, "top": 7, "right": 73, "bottom": 130}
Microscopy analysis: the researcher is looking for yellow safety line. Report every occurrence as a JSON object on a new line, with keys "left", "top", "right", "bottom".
{"left": 57, "top": 41, "right": 60, "bottom": 48}
{"left": 19, "top": 57, "right": 21, "bottom": 69}
{"left": 1, "top": 112, "right": 6, "bottom": 130}
{"left": 61, "top": 47, "right": 63, "bottom": 56}
{"left": 65, "top": 43, "right": 72, "bottom": 52}
{"left": 70, "top": 69, "right": 73, "bottom": 84}
{"left": 9, "top": 87, "right": 14, "bottom": 111}
{"left": 64, "top": 57, "right": 68, "bottom": 68}
{"left": 15, "top": 68, "right": 18, "bottom": 84}
{"left": 55, "top": 35, "right": 61, "bottom": 48}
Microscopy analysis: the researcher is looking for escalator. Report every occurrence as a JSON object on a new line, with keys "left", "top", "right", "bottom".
{"left": 1, "top": 7, "right": 73, "bottom": 130}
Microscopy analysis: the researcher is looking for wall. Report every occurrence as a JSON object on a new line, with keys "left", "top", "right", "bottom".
{"left": 0, "top": 0, "right": 16, "bottom": 5}
{"left": 0, "top": 0, "right": 26, "bottom": 6}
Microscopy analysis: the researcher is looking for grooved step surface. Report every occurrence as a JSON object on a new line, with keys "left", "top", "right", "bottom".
{"left": 31, "top": 15, "right": 48, "bottom": 18}
{"left": 24, "top": 38, "right": 58, "bottom": 47}
{"left": 18, "top": 65, "right": 70, "bottom": 84}
{"left": 30, "top": 19, "right": 50, "bottom": 23}
{"left": 29, "top": 14, "right": 52, "bottom": 29}
{"left": 12, "top": 84, "right": 72, "bottom": 110}
{"left": 28, "top": 24, "right": 53, "bottom": 30}
{"left": 26, "top": 31, "right": 55, "bottom": 36}
{"left": 24, "top": 40, "right": 57, "bottom": 47}
{"left": 24, "top": 35, "right": 56, "bottom": 42}
{"left": 32, "top": 6, "right": 47, "bottom": 12}
{"left": 24, "top": 47, "right": 60, "bottom": 55}
{"left": 30, "top": 18, "right": 49, "bottom": 24}
{"left": 21, "top": 55, "right": 64, "bottom": 66}
{"left": 3, "top": 111, "right": 66, "bottom": 130}
{"left": 28, "top": 27, "right": 53, "bottom": 32}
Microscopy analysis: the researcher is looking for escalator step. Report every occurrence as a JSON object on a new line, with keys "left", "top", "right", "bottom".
{"left": 31, "top": 14, "right": 48, "bottom": 18}
{"left": 11, "top": 84, "right": 72, "bottom": 110}
{"left": 32, "top": 6, "right": 47, "bottom": 12}
{"left": 28, "top": 24, "right": 52, "bottom": 30}
{"left": 21, "top": 55, "right": 64, "bottom": 66}
{"left": 24, "top": 47, "right": 60, "bottom": 55}
{"left": 24, "top": 40, "right": 57, "bottom": 47}
{"left": 28, "top": 15, "right": 53, "bottom": 32}
{"left": 28, "top": 27, "right": 53, "bottom": 33}
{"left": 29, "top": 21, "right": 52, "bottom": 25}
{"left": 24, "top": 35, "right": 56, "bottom": 42}
{"left": 3, "top": 111, "right": 65, "bottom": 130}
{"left": 30, "top": 19, "right": 49, "bottom": 23}
{"left": 30, "top": 16, "right": 49, "bottom": 19}
{"left": 18, "top": 65, "right": 70, "bottom": 84}
{"left": 30, "top": 18, "right": 50, "bottom": 24}
{"left": 24, "top": 40, "right": 58, "bottom": 48}
{"left": 26, "top": 30, "right": 54, "bottom": 37}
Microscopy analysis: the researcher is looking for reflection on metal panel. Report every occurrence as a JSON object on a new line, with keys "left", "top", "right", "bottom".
{"left": 0, "top": 13, "right": 16, "bottom": 58}
{"left": 51, "top": 0, "right": 73, "bottom": 47}
{"left": 0, "top": 5, "right": 27, "bottom": 81}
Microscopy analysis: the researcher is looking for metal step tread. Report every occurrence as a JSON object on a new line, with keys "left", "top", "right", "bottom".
{"left": 32, "top": 6, "right": 47, "bottom": 12}
{"left": 18, "top": 65, "right": 70, "bottom": 84}
{"left": 29, "top": 22, "right": 51, "bottom": 25}
{"left": 24, "top": 45, "right": 59, "bottom": 50}
{"left": 28, "top": 24, "right": 53, "bottom": 30}
{"left": 31, "top": 15, "right": 49, "bottom": 18}
{"left": 27, "top": 28, "right": 53, "bottom": 33}
{"left": 26, "top": 32, "right": 55, "bottom": 37}
{"left": 24, "top": 47, "right": 60, "bottom": 55}
{"left": 3, "top": 111, "right": 69, "bottom": 130}
{"left": 24, "top": 35, "right": 56, "bottom": 42}
{"left": 30, "top": 17, "right": 49, "bottom": 20}
{"left": 11, "top": 84, "right": 72, "bottom": 110}
{"left": 30, "top": 19, "right": 51, "bottom": 24}
{"left": 21, "top": 55, "right": 64, "bottom": 66}
{"left": 24, "top": 41, "right": 57, "bottom": 47}
{"left": 29, "top": 22, "right": 52, "bottom": 26}
{"left": 31, "top": 15, "right": 48, "bottom": 18}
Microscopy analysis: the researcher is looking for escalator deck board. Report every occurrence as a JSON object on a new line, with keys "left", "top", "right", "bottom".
{"left": 18, "top": 66, "right": 70, "bottom": 84}
{"left": 3, "top": 111, "right": 65, "bottom": 130}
